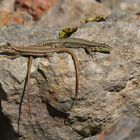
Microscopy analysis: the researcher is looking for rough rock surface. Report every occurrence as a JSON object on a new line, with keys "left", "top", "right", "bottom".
{"left": 41, "top": 0, "right": 110, "bottom": 28}
{"left": 15, "top": 0, "right": 58, "bottom": 20}
{"left": 87, "top": 105, "right": 140, "bottom": 140}
{"left": 0, "top": 0, "right": 15, "bottom": 12}
{"left": 0, "top": 11, "right": 33, "bottom": 26}
{"left": 0, "top": 10, "right": 140, "bottom": 140}
{"left": 100, "top": 0, "right": 140, "bottom": 14}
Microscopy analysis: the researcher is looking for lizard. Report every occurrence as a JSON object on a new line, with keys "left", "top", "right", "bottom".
{"left": 0, "top": 45, "right": 79, "bottom": 132}
{"left": 16, "top": 38, "right": 112, "bottom": 131}
{"left": 38, "top": 38, "right": 112, "bottom": 58}
{"left": 0, "top": 38, "right": 112, "bottom": 132}
{"left": 31, "top": 37, "right": 112, "bottom": 113}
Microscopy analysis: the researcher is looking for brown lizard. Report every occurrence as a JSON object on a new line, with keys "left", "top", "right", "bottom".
{"left": 0, "top": 38, "right": 112, "bottom": 133}
{"left": 0, "top": 45, "right": 79, "bottom": 132}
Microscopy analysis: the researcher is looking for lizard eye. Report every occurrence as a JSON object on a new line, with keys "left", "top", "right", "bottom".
{"left": 7, "top": 43, "right": 11, "bottom": 46}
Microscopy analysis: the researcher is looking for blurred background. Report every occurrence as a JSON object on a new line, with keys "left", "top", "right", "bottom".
{"left": 0, "top": 0, "right": 139, "bottom": 24}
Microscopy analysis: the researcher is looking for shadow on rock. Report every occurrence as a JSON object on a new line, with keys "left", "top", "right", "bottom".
{"left": 0, "top": 109, "right": 20, "bottom": 140}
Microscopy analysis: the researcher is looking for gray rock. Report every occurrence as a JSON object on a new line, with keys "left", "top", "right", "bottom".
{"left": 41, "top": 0, "right": 110, "bottom": 28}
{"left": 0, "top": 10, "right": 140, "bottom": 140}
{"left": 98, "top": 105, "right": 140, "bottom": 140}
{"left": 100, "top": 0, "right": 140, "bottom": 14}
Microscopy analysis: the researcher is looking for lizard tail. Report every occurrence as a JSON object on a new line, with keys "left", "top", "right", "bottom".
{"left": 44, "top": 47, "right": 80, "bottom": 112}
{"left": 18, "top": 57, "right": 32, "bottom": 133}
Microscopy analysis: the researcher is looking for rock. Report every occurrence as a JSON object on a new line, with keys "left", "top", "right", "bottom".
{"left": 15, "top": 0, "right": 58, "bottom": 20}
{"left": 100, "top": 0, "right": 140, "bottom": 14}
{"left": 41, "top": 0, "right": 110, "bottom": 28}
{"left": 0, "top": 0, "right": 15, "bottom": 12}
{"left": 98, "top": 105, "right": 140, "bottom": 140}
{"left": 0, "top": 11, "right": 33, "bottom": 27}
{"left": 0, "top": 10, "right": 140, "bottom": 140}
{"left": 84, "top": 105, "right": 140, "bottom": 140}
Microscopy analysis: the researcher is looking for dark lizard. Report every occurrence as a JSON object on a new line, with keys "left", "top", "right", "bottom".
{"left": 0, "top": 45, "right": 79, "bottom": 132}
{"left": 38, "top": 38, "right": 112, "bottom": 57}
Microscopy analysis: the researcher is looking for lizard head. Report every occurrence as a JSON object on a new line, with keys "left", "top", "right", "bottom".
{"left": 91, "top": 43, "right": 112, "bottom": 53}
{"left": 0, "top": 43, "right": 17, "bottom": 54}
